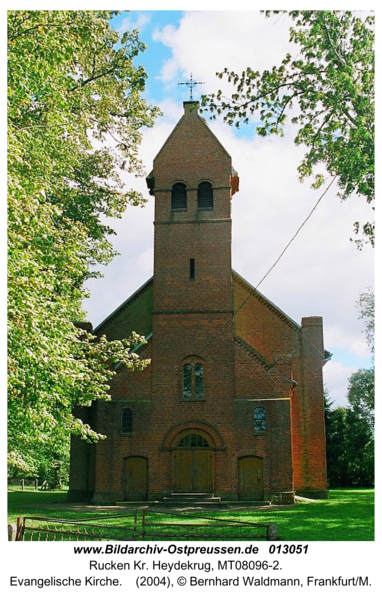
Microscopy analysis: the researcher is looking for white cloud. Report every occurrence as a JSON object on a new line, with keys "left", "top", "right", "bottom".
{"left": 153, "top": 11, "right": 294, "bottom": 92}
{"left": 117, "top": 12, "right": 152, "bottom": 34}
{"left": 324, "top": 361, "right": 359, "bottom": 408}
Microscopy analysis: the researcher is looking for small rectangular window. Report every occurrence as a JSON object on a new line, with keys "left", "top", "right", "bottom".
{"left": 121, "top": 409, "right": 132, "bottom": 434}
{"left": 190, "top": 258, "right": 195, "bottom": 280}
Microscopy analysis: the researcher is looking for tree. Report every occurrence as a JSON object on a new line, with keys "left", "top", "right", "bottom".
{"left": 346, "top": 288, "right": 375, "bottom": 432}
{"left": 347, "top": 368, "right": 374, "bottom": 432}
{"left": 325, "top": 406, "right": 374, "bottom": 487}
{"left": 202, "top": 11, "right": 374, "bottom": 248}
{"left": 357, "top": 288, "right": 374, "bottom": 355}
{"left": 8, "top": 11, "right": 160, "bottom": 475}
{"left": 325, "top": 372, "right": 374, "bottom": 488}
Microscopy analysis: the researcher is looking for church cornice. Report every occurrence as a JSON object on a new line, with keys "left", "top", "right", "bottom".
{"left": 154, "top": 218, "right": 231, "bottom": 225}
{"left": 234, "top": 335, "right": 274, "bottom": 372}
{"left": 150, "top": 185, "right": 232, "bottom": 193}
{"left": 153, "top": 309, "right": 233, "bottom": 315}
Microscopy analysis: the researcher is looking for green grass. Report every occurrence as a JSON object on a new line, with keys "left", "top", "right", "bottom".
{"left": 223, "top": 489, "right": 375, "bottom": 541}
{"left": 8, "top": 488, "right": 374, "bottom": 542}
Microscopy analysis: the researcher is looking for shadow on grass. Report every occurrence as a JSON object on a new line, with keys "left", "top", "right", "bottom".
{"left": 222, "top": 489, "right": 374, "bottom": 541}
{"left": 8, "top": 488, "right": 374, "bottom": 542}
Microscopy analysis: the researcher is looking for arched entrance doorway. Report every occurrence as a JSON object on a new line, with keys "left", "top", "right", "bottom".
{"left": 173, "top": 431, "right": 214, "bottom": 492}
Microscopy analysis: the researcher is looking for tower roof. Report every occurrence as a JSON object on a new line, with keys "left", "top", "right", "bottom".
{"left": 146, "top": 101, "right": 239, "bottom": 195}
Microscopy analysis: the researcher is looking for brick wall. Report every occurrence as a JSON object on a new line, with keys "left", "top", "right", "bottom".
{"left": 70, "top": 101, "right": 328, "bottom": 504}
{"left": 292, "top": 317, "right": 328, "bottom": 497}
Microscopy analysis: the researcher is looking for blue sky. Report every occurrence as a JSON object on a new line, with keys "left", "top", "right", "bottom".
{"left": 82, "top": 10, "right": 374, "bottom": 407}
{"left": 112, "top": 11, "right": 184, "bottom": 103}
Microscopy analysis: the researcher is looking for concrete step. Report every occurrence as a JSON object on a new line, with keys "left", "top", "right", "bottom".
{"left": 115, "top": 498, "right": 272, "bottom": 508}
{"left": 165, "top": 493, "right": 217, "bottom": 499}
{"left": 163, "top": 500, "right": 222, "bottom": 505}
{"left": 162, "top": 492, "right": 221, "bottom": 506}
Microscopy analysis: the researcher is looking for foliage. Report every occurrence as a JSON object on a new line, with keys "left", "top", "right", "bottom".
{"left": 17, "top": 437, "right": 71, "bottom": 489}
{"left": 347, "top": 368, "right": 374, "bottom": 431}
{"left": 8, "top": 10, "right": 159, "bottom": 473}
{"left": 202, "top": 10, "right": 374, "bottom": 247}
{"left": 325, "top": 385, "right": 374, "bottom": 488}
{"left": 356, "top": 288, "right": 375, "bottom": 355}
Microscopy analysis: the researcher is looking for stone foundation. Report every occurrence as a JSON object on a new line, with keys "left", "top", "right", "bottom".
{"left": 295, "top": 488, "right": 329, "bottom": 500}
{"left": 66, "top": 490, "right": 94, "bottom": 503}
{"left": 266, "top": 491, "right": 295, "bottom": 505}
{"left": 92, "top": 491, "right": 124, "bottom": 505}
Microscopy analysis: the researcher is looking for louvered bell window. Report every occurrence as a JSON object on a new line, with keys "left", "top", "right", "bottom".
{"left": 197, "top": 182, "right": 213, "bottom": 209}
{"left": 171, "top": 183, "right": 187, "bottom": 210}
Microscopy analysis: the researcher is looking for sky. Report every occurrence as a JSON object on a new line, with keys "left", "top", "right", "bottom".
{"left": 81, "top": 9, "right": 375, "bottom": 408}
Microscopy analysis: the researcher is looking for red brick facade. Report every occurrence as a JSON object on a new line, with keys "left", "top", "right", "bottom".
{"left": 69, "top": 101, "right": 328, "bottom": 504}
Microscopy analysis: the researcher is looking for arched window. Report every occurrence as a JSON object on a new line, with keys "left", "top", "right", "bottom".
{"left": 183, "top": 364, "right": 192, "bottom": 399}
{"left": 177, "top": 434, "right": 210, "bottom": 448}
{"left": 121, "top": 408, "right": 132, "bottom": 434}
{"left": 194, "top": 363, "right": 204, "bottom": 398}
{"left": 182, "top": 359, "right": 204, "bottom": 400}
{"left": 197, "top": 182, "right": 213, "bottom": 209}
{"left": 172, "top": 183, "right": 187, "bottom": 210}
{"left": 254, "top": 407, "right": 266, "bottom": 433}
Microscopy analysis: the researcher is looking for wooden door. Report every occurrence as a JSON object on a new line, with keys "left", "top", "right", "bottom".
{"left": 238, "top": 456, "right": 264, "bottom": 500}
{"left": 174, "top": 450, "right": 213, "bottom": 492}
{"left": 194, "top": 450, "right": 213, "bottom": 490}
{"left": 124, "top": 457, "right": 148, "bottom": 500}
{"left": 173, "top": 451, "right": 193, "bottom": 491}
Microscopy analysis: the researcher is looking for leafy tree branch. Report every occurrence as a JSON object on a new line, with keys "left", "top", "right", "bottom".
{"left": 8, "top": 10, "right": 160, "bottom": 476}
{"left": 202, "top": 10, "right": 374, "bottom": 248}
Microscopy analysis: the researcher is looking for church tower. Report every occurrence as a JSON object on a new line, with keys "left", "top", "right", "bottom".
{"left": 145, "top": 101, "right": 240, "bottom": 499}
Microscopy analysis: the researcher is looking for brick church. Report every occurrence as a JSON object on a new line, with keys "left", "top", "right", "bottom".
{"left": 69, "top": 101, "right": 330, "bottom": 504}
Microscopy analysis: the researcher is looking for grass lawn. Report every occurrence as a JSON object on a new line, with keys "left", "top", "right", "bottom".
{"left": 8, "top": 488, "right": 374, "bottom": 542}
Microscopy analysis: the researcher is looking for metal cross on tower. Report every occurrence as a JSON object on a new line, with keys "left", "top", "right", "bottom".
{"left": 177, "top": 73, "right": 205, "bottom": 100}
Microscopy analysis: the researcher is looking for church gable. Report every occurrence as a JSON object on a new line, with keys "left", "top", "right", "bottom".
{"left": 94, "top": 277, "right": 153, "bottom": 342}
{"left": 233, "top": 271, "right": 301, "bottom": 366}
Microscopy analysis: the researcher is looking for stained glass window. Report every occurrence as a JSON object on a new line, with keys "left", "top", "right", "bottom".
{"left": 182, "top": 360, "right": 204, "bottom": 400}
{"left": 183, "top": 364, "right": 192, "bottom": 398}
{"left": 254, "top": 407, "right": 266, "bottom": 433}
{"left": 195, "top": 363, "right": 204, "bottom": 398}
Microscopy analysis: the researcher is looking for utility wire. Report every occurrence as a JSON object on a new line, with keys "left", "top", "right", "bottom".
{"left": 197, "top": 174, "right": 338, "bottom": 359}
